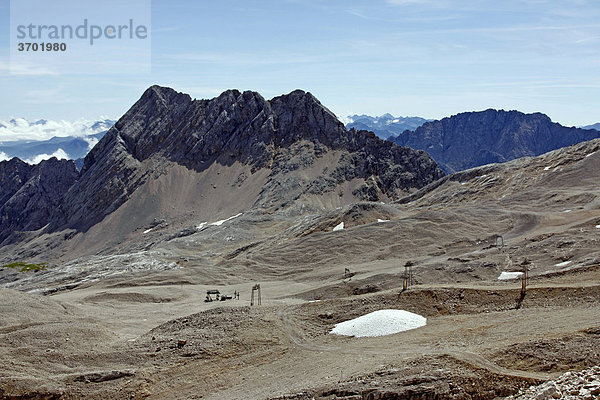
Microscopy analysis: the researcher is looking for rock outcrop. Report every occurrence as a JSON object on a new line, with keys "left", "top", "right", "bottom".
{"left": 390, "top": 109, "right": 600, "bottom": 173}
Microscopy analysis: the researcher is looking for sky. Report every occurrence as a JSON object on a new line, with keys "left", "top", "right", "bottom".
{"left": 0, "top": 0, "right": 599, "bottom": 128}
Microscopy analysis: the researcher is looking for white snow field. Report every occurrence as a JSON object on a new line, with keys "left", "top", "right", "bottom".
{"left": 555, "top": 261, "right": 572, "bottom": 267}
{"left": 333, "top": 222, "right": 344, "bottom": 231}
{"left": 196, "top": 222, "right": 208, "bottom": 230}
{"left": 330, "top": 309, "right": 426, "bottom": 337}
{"left": 211, "top": 213, "right": 242, "bottom": 226}
{"left": 498, "top": 271, "right": 524, "bottom": 280}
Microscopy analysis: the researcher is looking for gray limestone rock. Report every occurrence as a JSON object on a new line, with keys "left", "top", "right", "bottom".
{"left": 52, "top": 86, "right": 444, "bottom": 232}
{"left": 390, "top": 109, "right": 600, "bottom": 173}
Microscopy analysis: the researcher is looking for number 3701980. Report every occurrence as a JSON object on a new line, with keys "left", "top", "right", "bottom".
{"left": 18, "top": 42, "right": 67, "bottom": 51}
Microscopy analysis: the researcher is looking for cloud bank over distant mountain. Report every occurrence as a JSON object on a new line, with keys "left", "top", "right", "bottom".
{"left": 345, "top": 114, "right": 431, "bottom": 139}
{"left": 0, "top": 118, "right": 114, "bottom": 165}
{"left": 24, "top": 148, "right": 70, "bottom": 165}
{"left": 0, "top": 118, "right": 113, "bottom": 142}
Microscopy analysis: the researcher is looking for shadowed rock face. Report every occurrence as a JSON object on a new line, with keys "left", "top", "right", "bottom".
{"left": 0, "top": 157, "right": 78, "bottom": 244}
{"left": 0, "top": 158, "right": 33, "bottom": 206}
{"left": 53, "top": 86, "right": 444, "bottom": 232}
{"left": 390, "top": 109, "right": 600, "bottom": 174}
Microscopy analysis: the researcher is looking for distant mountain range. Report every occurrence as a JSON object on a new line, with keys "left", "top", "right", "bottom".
{"left": 345, "top": 114, "right": 430, "bottom": 139}
{"left": 5, "top": 113, "right": 598, "bottom": 177}
{"left": 582, "top": 122, "right": 600, "bottom": 130}
{"left": 389, "top": 109, "right": 600, "bottom": 174}
{"left": 0, "top": 118, "right": 114, "bottom": 166}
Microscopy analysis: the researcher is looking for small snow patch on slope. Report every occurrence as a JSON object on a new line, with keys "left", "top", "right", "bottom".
{"left": 596, "top": 225, "right": 600, "bottom": 229}
{"left": 143, "top": 228, "right": 153, "bottom": 234}
{"left": 211, "top": 213, "right": 242, "bottom": 226}
{"left": 377, "top": 219, "right": 390, "bottom": 223}
{"left": 330, "top": 309, "right": 426, "bottom": 337}
{"left": 498, "top": 271, "right": 523, "bottom": 280}
{"left": 196, "top": 222, "right": 207, "bottom": 230}
{"left": 333, "top": 222, "right": 344, "bottom": 231}
{"left": 555, "top": 261, "right": 571, "bottom": 267}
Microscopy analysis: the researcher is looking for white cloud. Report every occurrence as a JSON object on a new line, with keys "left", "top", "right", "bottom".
{"left": 0, "top": 118, "right": 113, "bottom": 142}
{"left": 337, "top": 114, "right": 353, "bottom": 125}
{"left": 24, "top": 148, "right": 70, "bottom": 165}
{"left": 6, "top": 61, "right": 57, "bottom": 76}
{"left": 0, "top": 151, "right": 10, "bottom": 162}
{"left": 83, "top": 136, "right": 100, "bottom": 151}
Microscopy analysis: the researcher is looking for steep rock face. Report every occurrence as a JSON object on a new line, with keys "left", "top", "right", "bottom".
{"left": 0, "top": 158, "right": 34, "bottom": 206}
{"left": 0, "top": 158, "right": 78, "bottom": 244}
{"left": 55, "top": 86, "right": 444, "bottom": 232}
{"left": 390, "top": 109, "right": 600, "bottom": 173}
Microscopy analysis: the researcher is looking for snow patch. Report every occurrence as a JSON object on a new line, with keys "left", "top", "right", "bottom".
{"left": 544, "top": 166, "right": 551, "bottom": 171}
{"left": 143, "top": 228, "right": 153, "bottom": 234}
{"left": 210, "top": 213, "right": 242, "bottom": 226}
{"left": 555, "top": 261, "right": 572, "bottom": 267}
{"left": 196, "top": 222, "right": 207, "bottom": 230}
{"left": 586, "top": 152, "right": 596, "bottom": 158}
{"left": 330, "top": 310, "right": 426, "bottom": 337}
{"left": 333, "top": 222, "right": 344, "bottom": 231}
{"left": 377, "top": 219, "right": 390, "bottom": 223}
{"left": 596, "top": 225, "right": 600, "bottom": 229}
{"left": 564, "top": 209, "right": 572, "bottom": 213}
{"left": 498, "top": 271, "right": 523, "bottom": 280}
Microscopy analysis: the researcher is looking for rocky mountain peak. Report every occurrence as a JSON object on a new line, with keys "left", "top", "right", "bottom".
{"left": 270, "top": 89, "right": 345, "bottom": 147}
{"left": 51, "top": 86, "right": 444, "bottom": 234}
{"left": 0, "top": 86, "right": 444, "bottom": 248}
{"left": 390, "top": 109, "right": 600, "bottom": 173}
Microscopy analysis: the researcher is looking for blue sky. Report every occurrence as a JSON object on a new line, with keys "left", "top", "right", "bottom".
{"left": 0, "top": 0, "right": 599, "bottom": 126}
